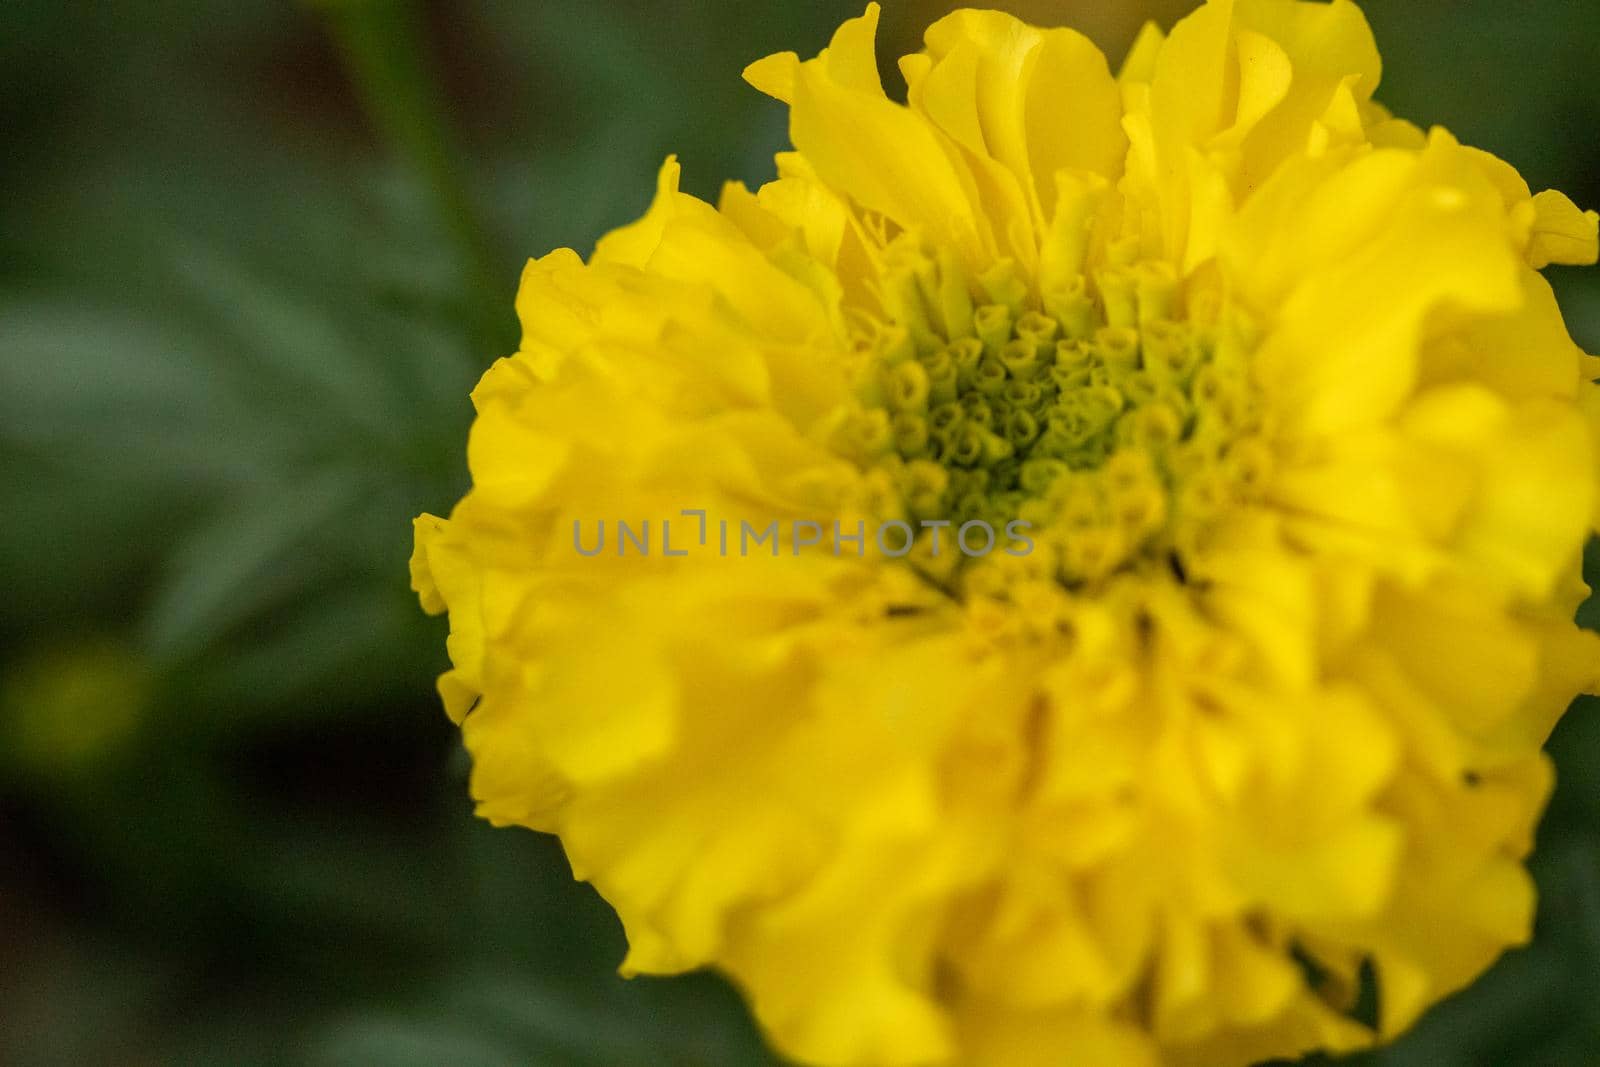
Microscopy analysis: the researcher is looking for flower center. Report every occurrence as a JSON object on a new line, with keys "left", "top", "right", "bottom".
{"left": 833, "top": 241, "right": 1269, "bottom": 589}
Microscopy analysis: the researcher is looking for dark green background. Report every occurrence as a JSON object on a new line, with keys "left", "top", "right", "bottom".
{"left": 2, "top": 2, "right": 1597, "bottom": 1064}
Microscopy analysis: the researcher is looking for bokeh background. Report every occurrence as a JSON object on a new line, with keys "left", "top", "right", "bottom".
{"left": 3, "top": 2, "right": 1598, "bottom": 1064}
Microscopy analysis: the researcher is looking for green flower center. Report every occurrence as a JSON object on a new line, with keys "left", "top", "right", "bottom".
{"left": 833, "top": 245, "right": 1269, "bottom": 588}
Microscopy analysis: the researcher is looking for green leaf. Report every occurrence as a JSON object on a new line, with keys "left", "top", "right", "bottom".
{"left": 141, "top": 469, "right": 365, "bottom": 660}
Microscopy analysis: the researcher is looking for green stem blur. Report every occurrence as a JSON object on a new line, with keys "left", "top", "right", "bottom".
{"left": 323, "top": 0, "right": 511, "bottom": 354}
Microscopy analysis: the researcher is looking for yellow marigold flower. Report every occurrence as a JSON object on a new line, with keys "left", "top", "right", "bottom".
{"left": 411, "top": 1, "right": 1600, "bottom": 1063}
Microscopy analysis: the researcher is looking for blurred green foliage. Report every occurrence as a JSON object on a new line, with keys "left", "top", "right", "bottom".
{"left": 1, "top": 2, "right": 1596, "bottom": 1064}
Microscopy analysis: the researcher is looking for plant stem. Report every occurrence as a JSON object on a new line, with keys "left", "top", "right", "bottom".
{"left": 322, "top": 0, "right": 512, "bottom": 354}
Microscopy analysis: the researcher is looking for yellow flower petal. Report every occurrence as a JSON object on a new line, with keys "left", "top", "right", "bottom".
{"left": 1528, "top": 187, "right": 1600, "bottom": 267}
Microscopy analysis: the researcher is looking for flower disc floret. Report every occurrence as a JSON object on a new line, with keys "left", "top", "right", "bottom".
{"left": 836, "top": 233, "right": 1271, "bottom": 593}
